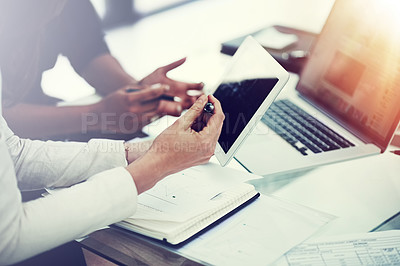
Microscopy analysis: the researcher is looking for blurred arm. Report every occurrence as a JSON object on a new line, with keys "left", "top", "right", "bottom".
{"left": 81, "top": 54, "right": 138, "bottom": 96}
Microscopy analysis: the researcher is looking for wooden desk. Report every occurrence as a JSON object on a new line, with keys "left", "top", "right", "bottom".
{"left": 80, "top": 227, "right": 203, "bottom": 266}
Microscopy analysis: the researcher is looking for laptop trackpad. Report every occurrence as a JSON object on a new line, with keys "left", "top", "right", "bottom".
{"left": 235, "top": 123, "right": 304, "bottom": 175}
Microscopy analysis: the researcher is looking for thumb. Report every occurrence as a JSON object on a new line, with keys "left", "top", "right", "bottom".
{"left": 179, "top": 95, "right": 207, "bottom": 129}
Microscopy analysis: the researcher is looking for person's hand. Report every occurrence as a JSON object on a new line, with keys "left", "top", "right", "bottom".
{"left": 139, "top": 58, "right": 204, "bottom": 117}
{"left": 126, "top": 94, "right": 224, "bottom": 194}
{"left": 90, "top": 84, "right": 168, "bottom": 134}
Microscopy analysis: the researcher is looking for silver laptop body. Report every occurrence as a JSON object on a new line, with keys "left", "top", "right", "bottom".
{"left": 235, "top": 0, "right": 400, "bottom": 176}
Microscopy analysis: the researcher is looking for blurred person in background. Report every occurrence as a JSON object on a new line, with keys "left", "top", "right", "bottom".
{"left": 0, "top": 0, "right": 204, "bottom": 141}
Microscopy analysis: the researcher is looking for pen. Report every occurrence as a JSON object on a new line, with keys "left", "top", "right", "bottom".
{"left": 203, "top": 102, "right": 214, "bottom": 113}
{"left": 126, "top": 88, "right": 178, "bottom": 102}
{"left": 390, "top": 150, "right": 400, "bottom": 156}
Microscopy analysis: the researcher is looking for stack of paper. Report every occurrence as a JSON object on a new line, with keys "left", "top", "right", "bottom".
{"left": 176, "top": 192, "right": 333, "bottom": 265}
{"left": 276, "top": 230, "right": 400, "bottom": 265}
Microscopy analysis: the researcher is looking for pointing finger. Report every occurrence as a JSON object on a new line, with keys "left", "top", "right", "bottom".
{"left": 159, "top": 58, "right": 186, "bottom": 74}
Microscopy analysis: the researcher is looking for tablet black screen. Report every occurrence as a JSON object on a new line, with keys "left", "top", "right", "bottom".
{"left": 214, "top": 78, "right": 278, "bottom": 153}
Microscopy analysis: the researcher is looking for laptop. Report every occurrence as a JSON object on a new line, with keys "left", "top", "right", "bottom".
{"left": 235, "top": 0, "right": 400, "bottom": 176}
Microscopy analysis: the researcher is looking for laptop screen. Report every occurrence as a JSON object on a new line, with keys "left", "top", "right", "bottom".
{"left": 297, "top": 0, "right": 400, "bottom": 150}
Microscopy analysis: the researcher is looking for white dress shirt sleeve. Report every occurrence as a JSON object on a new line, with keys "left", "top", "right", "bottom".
{"left": 1, "top": 117, "right": 129, "bottom": 190}
{"left": 0, "top": 117, "right": 138, "bottom": 264}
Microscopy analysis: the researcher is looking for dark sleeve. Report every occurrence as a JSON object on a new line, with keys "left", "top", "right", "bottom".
{"left": 58, "top": 0, "right": 110, "bottom": 74}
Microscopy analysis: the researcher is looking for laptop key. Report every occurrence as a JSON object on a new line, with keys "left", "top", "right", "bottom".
{"left": 262, "top": 115, "right": 312, "bottom": 155}
{"left": 264, "top": 100, "right": 354, "bottom": 156}
{"left": 279, "top": 100, "right": 354, "bottom": 147}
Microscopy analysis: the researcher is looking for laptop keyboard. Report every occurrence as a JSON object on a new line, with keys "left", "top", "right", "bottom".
{"left": 262, "top": 99, "right": 355, "bottom": 155}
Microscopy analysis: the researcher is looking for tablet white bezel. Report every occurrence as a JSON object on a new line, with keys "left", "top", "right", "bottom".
{"left": 213, "top": 36, "right": 289, "bottom": 166}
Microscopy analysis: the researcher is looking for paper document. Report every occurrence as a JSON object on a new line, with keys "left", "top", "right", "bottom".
{"left": 276, "top": 230, "right": 400, "bottom": 266}
{"left": 177, "top": 194, "right": 333, "bottom": 266}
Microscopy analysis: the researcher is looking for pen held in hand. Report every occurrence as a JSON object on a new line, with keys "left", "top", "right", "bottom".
{"left": 203, "top": 102, "right": 215, "bottom": 114}
{"left": 191, "top": 102, "right": 215, "bottom": 132}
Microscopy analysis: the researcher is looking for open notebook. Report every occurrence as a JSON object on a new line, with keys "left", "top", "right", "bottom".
{"left": 116, "top": 163, "right": 260, "bottom": 245}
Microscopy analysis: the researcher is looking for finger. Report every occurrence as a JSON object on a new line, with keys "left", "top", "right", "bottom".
{"left": 202, "top": 95, "right": 225, "bottom": 135}
{"left": 157, "top": 101, "right": 183, "bottom": 117}
{"left": 124, "top": 84, "right": 142, "bottom": 92}
{"left": 138, "top": 110, "right": 160, "bottom": 127}
{"left": 181, "top": 94, "right": 203, "bottom": 110}
{"left": 165, "top": 79, "right": 204, "bottom": 91}
{"left": 131, "top": 100, "right": 160, "bottom": 113}
{"left": 186, "top": 81, "right": 204, "bottom": 90}
{"left": 127, "top": 85, "right": 166, "bottom": 103}
{"left": 159, "top": 58, "right": 186, "bottom": 74}
{"left": 179, "top": 94, "right": 208, "bottom": 129}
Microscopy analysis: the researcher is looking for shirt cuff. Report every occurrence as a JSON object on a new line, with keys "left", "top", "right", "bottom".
{"left": 86, "top": 138, "right": 128, "bottom": 167}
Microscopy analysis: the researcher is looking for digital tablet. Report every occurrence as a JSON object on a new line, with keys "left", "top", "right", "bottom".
{"left": 213, "top": 36, "right": 289, "bottom": 166}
